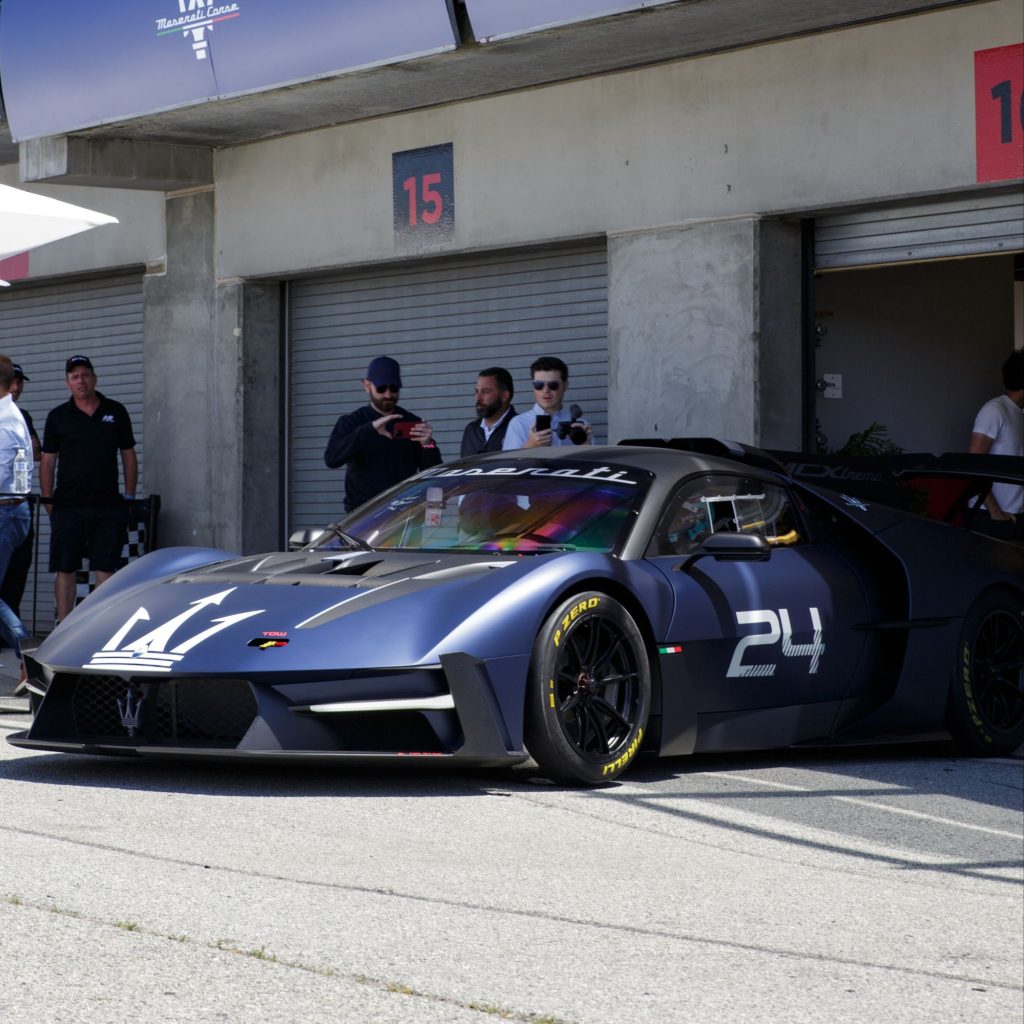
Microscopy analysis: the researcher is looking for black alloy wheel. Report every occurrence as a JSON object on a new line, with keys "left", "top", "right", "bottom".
{"left": 948, "top": 590, "right": 1024, "bottom": 755}
{"left": 525, "top": 591, "right": 651, "bottom": 785}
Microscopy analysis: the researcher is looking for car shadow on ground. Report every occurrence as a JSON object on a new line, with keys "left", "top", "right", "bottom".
{"left": 1, "top": 723, "right": 1019, "bottom": 808}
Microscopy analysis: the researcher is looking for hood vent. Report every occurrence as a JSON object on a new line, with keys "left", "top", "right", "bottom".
{"left": 174, "top": 550, "right": 443, "bottom": 585}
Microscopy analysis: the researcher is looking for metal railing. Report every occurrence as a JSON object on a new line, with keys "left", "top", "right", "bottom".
{"left": 0, "top": 493, "right": 161, "bottom": 635}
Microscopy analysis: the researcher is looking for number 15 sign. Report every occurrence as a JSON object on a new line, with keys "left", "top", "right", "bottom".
{"left": 393, "top": 143, "right": 455, "bottom": 250}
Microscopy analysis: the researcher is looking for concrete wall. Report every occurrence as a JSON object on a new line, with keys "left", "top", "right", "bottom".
{"left": 143, "top": 191, "right": 281, "bottom": 552}
{"left": 608, "top": 217, "right": 803, "bottom": 448}
{"left": 214, "top": 1, "right": 1019, "bottom": 279}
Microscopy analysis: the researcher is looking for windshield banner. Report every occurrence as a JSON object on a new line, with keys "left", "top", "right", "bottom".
{"left": 0, "top": 0, "right": 459, "bottom": 141}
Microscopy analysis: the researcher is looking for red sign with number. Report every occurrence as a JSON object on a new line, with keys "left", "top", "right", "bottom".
{"left": 0, "top": 252, "right": 29, "bottom": 282}
{"left": 975, "top": 43, "right": 1024, "bottom": 183}
{"left": 392, "top": 143, "right": 454, "bottom": 251}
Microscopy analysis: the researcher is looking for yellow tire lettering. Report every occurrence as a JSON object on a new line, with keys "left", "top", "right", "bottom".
{"left": 553, "top": 597, "right": 601, "bottom": 647}
{"left": 601, "top": 727, "right": 644, "bottom": 776}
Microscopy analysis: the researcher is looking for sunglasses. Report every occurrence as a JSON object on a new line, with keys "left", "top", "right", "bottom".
{"left": 374, "top": 384, "right": 400, "bottom": 394}
{"left": 532, "top": 380, "right": 562, "bottom": 391}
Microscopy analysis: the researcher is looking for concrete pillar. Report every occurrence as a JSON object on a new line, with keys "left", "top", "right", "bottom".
{"left": 607, "top": 216, "right": 802, "bottom": 450}
{"left": 143, "top": 189, "right": 280, "bottom": 554}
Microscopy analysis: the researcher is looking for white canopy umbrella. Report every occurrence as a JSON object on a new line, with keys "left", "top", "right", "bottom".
{"left": 0, "top": 183, "right": 118, "bottom": 284}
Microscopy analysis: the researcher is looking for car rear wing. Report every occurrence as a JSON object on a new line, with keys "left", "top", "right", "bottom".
{"left": 771, "top": 450, "right": 1024, "bottom": 525}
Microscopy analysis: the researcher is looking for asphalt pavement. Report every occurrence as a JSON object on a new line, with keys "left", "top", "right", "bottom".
{"left": 1, "top": 664, "right": 1022, "bottom": 1024}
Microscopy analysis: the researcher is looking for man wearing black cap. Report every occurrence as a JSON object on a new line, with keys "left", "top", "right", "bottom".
{"left": 324, "top": 355, "right": 441, "bottom": 512}
{"left": 40, "top": 355, "right": 138, "bottom": 622}
{"left": 0, "top": 363, "right": 41, "bottom": 621}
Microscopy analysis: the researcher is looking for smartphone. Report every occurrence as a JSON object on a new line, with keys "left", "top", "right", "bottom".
{"left": 392, "top": 421, "right": 415, "bottom": 440}
{"left": 534, "top": 415, "right": 551, "bottom": 431}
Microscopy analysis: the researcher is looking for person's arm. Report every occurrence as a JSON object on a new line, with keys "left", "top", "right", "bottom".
{"left": 502, "top": 414, "right": 529, "bottom": 451}
{"left": 968, "top": 431, "right": 1012, "bottom": 519}
{"left": 324, "top": 411, "right": 398, "bottom": 468}
{"left": 121, "top": 447, "right": 138, "bottom": 499}
{"left": 417, "top": 437, "right": 442, "bottom": 470}
{"left": 460, "top": 422, "right": 477, "bottom": 458}
{"left": 40, "top": 451, "right": 56, "bottom": 513}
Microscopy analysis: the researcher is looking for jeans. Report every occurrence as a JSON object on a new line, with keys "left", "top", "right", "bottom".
{"left": 0, "top": 502, "right": 30, "bottom": 655}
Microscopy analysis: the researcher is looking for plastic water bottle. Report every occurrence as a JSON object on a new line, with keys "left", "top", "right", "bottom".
{"left": 13, "top": 447, "right": 29, "bottom": 494}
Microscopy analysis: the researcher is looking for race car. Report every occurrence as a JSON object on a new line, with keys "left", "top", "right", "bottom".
{"left": 9, "top": 440, "right": 1024, "bottom": 784}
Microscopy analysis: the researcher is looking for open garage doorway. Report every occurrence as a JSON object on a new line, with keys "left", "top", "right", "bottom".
{"left": 812, "top": 253, "right": 1020, "bottom": 458}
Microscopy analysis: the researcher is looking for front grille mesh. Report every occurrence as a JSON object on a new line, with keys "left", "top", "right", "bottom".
{"left": 71, "top": 675, "right": 257, "bottom": 744}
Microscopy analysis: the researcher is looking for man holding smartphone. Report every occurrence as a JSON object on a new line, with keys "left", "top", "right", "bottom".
{"left": 324, "top": 355, "right": 441, "bottom": 512}
{"left": 502, "top": 356, "right": 593, "bottom": 451}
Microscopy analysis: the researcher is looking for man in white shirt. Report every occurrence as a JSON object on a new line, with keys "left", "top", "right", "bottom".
{"left": 968, "top": 350, "right": 1024, "bottom": 542}
{"left": 502, "top": 356, "right": 593, "bottom": 450}
{"left": 0, "top": 353, "right": 33, "bottom": 685}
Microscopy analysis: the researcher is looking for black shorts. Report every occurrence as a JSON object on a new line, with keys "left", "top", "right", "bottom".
{"left": 49, "top": 505, "right": 128, "bottom": 574}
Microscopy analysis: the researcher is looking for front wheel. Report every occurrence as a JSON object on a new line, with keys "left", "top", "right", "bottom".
{"left": 947, "top": 591, "right": 1024, "bottom": 755}
{"left": 525, "top": 591, "right": 651, "bottom": 785}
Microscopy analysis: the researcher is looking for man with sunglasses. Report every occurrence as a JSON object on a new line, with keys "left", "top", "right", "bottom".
{"left": 324, "top": 355, "right": 441, "bottom": 513}
{"left": 502, "top": 356, "right": 593, "bottom": 451}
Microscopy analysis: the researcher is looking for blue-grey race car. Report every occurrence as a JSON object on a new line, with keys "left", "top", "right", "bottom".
{"left": 10, "top": 440, "right": 1024, "bottom": 784}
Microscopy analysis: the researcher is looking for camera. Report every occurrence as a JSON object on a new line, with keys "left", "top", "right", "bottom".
{"left": 557, "top": 405, "right": 588, "bottom": 445}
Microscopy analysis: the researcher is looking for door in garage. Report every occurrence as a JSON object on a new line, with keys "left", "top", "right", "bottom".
{"left": 287, "top": 243, "right": 608, "bottom": 533}
{"left": 0, "top": 272, "right": 145, "bottom": 632}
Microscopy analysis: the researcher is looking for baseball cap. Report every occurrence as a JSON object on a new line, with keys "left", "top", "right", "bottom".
{"left": 66, "top": 354, "right": 94, "bottom": 373}
{"left": 365, "top": 356, "right": 402, "bottom": 388}
{"left": 11, "top": 364, "right": 29, "bottom": 381}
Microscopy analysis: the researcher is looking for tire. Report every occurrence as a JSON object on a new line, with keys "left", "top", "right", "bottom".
{"left": 525, "top": 591, "right": 651, "bottom": 785}
{"left": 948, "top": 590, "right": 1024, "bottom": 756}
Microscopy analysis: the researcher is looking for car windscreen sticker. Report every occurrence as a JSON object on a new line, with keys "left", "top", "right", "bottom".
{"left": 434, "top": 464, "right": 641, "bottom": 486}
{"left": 424, "top": 485, "right": 444, "bottom": 526}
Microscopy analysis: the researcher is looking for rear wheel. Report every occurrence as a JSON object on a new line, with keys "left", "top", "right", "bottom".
{"left": 948, "top": 591, "right": 1024, "bottom": 755}
{"left": 525, "top": 591, "right": 650, "bottom": 785}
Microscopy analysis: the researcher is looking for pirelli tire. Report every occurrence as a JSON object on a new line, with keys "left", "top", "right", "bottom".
{"left": 947, "top": 589, "right": 1024, "bottom": 756}
{"left": 525, "top": 591, "right": 651, "bottom": 786}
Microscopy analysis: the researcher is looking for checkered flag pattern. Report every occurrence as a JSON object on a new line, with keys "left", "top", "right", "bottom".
{"left": 73, "top": 497, "right": 161, "bottom": 606}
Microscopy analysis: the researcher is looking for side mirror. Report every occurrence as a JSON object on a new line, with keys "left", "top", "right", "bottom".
{"left": 677, "top": 532, "right": 771, "bottom": 572}
{"left": 288, "top": 528, "right": 326, "bottom": 551}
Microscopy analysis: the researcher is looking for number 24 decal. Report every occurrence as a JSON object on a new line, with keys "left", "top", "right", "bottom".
{"left": 727, "top": 607, "right": 824, "bottom": 678}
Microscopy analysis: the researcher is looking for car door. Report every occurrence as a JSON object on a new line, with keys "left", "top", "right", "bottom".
{"left": 646, "top": 473, "right": 871, "bottom": 720}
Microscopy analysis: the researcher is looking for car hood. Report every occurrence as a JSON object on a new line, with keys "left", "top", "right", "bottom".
{"left": 34, "top": 548, "right": 539, "bottom": 675}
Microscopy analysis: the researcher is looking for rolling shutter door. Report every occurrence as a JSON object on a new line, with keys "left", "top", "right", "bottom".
{"left": 0, "top": 272, "right": 145, "bottom": 632}
{"left": 288, "top": 243, "right": 608, "bottom": 532}
{"left": 815, "top": 191, "right": 1024, "bottom": 270}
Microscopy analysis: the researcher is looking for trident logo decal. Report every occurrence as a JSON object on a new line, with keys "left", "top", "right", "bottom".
{"left": 117, "top": 686, "right": 146, "bottom": 736}
{"left": 86, "top": 589, "right": 263, "bottom": 673}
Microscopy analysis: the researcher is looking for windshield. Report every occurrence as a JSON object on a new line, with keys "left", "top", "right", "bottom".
{"left": 311, "top": 461, "right": 651, "bottom": 554}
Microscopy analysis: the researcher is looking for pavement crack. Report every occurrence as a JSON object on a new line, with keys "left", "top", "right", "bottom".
{"left": 0, "top": 893, "right": 572, "bottom": 1024}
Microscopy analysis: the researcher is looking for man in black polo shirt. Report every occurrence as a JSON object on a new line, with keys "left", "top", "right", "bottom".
{"left": 41, "top": 355, "right": 138, "bottom": 623}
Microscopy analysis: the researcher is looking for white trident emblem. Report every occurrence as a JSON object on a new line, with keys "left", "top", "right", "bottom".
{"left": 86, "top": 589, "right": 263, "bottom": 673}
